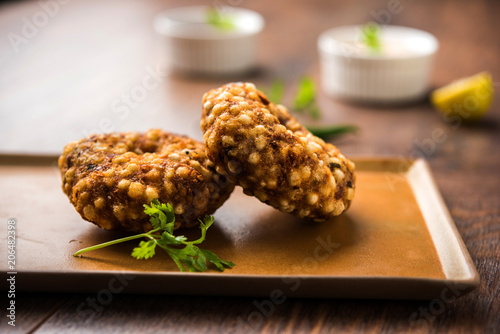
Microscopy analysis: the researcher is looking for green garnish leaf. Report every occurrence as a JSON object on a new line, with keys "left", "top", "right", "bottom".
{"left": 361, "top": 22, "right": 382, "bottom": 54}
{"left": 265, "top": 79, "right": 285, "bottom": 104}
{"left": 73, "top": 201, "right": 235, "bottom": 272}
{"left": 306, "top": 124, "right": 359, "bottom": 139}
{"left": 293, "top": 76, "right": 315, "bottom": 110}
{"left": 144, "top": 199, "right": 174, "bottom": 232}
{"left": 158, "top": 231, "right": 184, "bottom": 246}
{"left": 261, "top": 78, "right": 358, "bottom": 135}
{"left": 293, "top": 76, "right": 321, "bottom": 119}
{"left": 206, "top": 7, "right": 236, "bottom": 31}
{"left": 202, "top": 215, "right": 214, "bottom": 229}
{"left": 131, "top": 240, "right": 156, "bottom": 260}
{"left": 201, "top": 249, "right": 236, "bottom": 271}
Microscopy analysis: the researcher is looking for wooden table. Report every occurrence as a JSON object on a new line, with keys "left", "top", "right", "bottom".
{"left": 1, "top": 0, "right": 499, "bottom": 332}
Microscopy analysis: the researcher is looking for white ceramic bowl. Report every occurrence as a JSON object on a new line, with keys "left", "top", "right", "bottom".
{"left": 154, "top": 6, "right": 264, "bottom": 76}
{"left": 318, "top": 25, "right": 438, "bottom": 103}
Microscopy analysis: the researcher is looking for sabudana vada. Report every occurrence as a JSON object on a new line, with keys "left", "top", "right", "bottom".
{"left": 59, "top": 129, "right": 234, "bottom": 232}
{"left": 201, "top": 82, "right": 355, "bottom": 221}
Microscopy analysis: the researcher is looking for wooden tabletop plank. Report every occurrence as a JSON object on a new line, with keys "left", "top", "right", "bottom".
{"left": 0, "top": 293, "right": 69, "bottom": 333}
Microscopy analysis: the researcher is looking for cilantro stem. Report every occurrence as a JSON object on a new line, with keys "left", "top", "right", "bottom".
{"left": 73, "top": 200, "right": 234, "bottom": 272}
{"left": 190, "top": 220, "right": 209, "bottom": 245}
{"left": 73, "top": 229, "right": 161, "bottom": 257}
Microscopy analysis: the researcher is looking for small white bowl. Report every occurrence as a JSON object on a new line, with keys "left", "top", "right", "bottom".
{"left": 318, "top": 25, "right": 438, "bottom": 103}
{"left": 154, "top": 6, "right": 264, "bottom": 76}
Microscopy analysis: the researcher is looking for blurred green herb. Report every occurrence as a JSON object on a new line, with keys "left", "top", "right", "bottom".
{"left": 206, "top": 7, "right": 236, "bottom": 31}
{"left": 306, "top": 124, "right": 358, "bottom": 139}
{"left": 262, "top": 78, "right": 358, "bottom": 139}
{"left": 361, "top": 22, "right": 382, "bottom": 53}
{"left": 266, "top": 79, "right": 285, "bottom": 104}
{"left": 293, "top": 76, "right": 321, "bottom": 120}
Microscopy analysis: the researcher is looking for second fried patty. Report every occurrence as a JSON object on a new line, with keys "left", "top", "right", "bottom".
{"left": 201, "top": 82, "right": 355, "bottom": 221}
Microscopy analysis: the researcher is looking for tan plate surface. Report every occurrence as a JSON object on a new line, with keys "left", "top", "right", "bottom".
{"left": 0, "top": 155, "right": 479, "bottom": 299}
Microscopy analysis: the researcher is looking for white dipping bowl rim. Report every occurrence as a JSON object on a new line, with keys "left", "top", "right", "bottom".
{"left": 153, "top": 6, "right": 264, "bottom": 76}
{"left": 154, "top": 6, "right": 265, "bottom": 40}
{"left": 318, "top": 25, "right": 438, "bottom": 60}
{"left": 318, "top": 25, "right": 439, "bottom": 103}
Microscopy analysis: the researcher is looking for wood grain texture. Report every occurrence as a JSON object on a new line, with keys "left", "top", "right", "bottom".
{"left": 0, "top": 0, "right": 499, "bottom": 333}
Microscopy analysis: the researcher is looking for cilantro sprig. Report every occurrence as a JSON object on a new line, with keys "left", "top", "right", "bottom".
{"left": 293, "top": 76, "right": 321, "bottom": 119}
{"left": 266, "top": 79, "right": 285, "bottom": 105}
{"left": 262, "top": 78, "right": 359, "bottom": 138}
{"left": 206, "top": 7, "right": 236, "bottom": 31}
{"left": 361, "top": 22, "right": 382, "bottom": 54}
{"left": 74, "top": 200, "right": 235, "bottom": 272}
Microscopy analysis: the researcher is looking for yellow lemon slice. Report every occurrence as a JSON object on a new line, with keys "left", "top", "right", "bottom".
{"left": 431, "top": 72, "right": 494, "bottom": 121}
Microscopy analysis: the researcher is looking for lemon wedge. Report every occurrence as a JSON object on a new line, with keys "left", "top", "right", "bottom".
{"left": 431, "top": 72, "right": 494, "bottom": 121}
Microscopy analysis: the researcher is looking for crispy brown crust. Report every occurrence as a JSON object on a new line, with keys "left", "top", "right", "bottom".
{"left": 58, "top": 129, "right": 234, "bottom": 232}
{"left": 201, "top": 82, "right": 355, "bottom": 220}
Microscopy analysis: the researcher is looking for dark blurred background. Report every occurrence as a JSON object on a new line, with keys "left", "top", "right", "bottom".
{"left": 0, "top": 0, "right": 498, "bottom": 155}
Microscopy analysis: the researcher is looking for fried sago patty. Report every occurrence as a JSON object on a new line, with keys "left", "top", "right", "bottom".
{"left": 59, "top": 129, "right": 235, "bottom": 232}
{"left": 201, "top": 82, "right": 355, "bottom": 221}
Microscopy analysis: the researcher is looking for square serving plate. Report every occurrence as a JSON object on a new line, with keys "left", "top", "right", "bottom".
{"left": 0, "top": 155, "right": 479, "bottom": 299}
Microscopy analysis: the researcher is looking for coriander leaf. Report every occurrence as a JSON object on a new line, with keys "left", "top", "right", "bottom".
{"left": 195, "top": 249, "right": 208, "bottom": 272}
{"left": 132, "top": 240, "right": 156, "bottom": 260}
{"left": 180, "top": 257, "right": 198, "bottom": 272}
{"left": 361, "top": 22, "right": 382, "bottom": 54}
{"left": 201, "top": 249, "right": 236, "bottom": 271}
{"left": 292, "top": 76, "right": 322, "bottom": 119}
{"left": 293, "top": 76, "right": 316, "bottom": 110}
{"left": 203, "top": 215, "right": 215, "bottom": 229}
{"left": 163, "top": 248, "right": 185, "bottom": 271}
{"left": 145, "top": 199, "right": 175, "bottom": 231}
{"left": 143, "top": 204, "right": 163, "bottom": 230}
{"left": 206, "top": 7, "right": 236, "bottom": 31}
{"left": 144, "top": 200, "right": 171, "bottom": 230}
{"left": 165, "top": 246, "right": 201, "bottom": 272}
{"left": 260, "top": 77, "right": 358, "bottom": 136}
{"left": 157, "top": 201, "right": 175, "bottom": 228}
{"left": 158, "top": 231, "right": 184, "bottom": 246}
{"left": 265, "top": 79, "right": 285, "bottom": 104}
{"left": 183, "top": 244, "right": 207, "bottom": 271}
{"left": 74, "top": 201, "right": 235, "bottom": 273}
